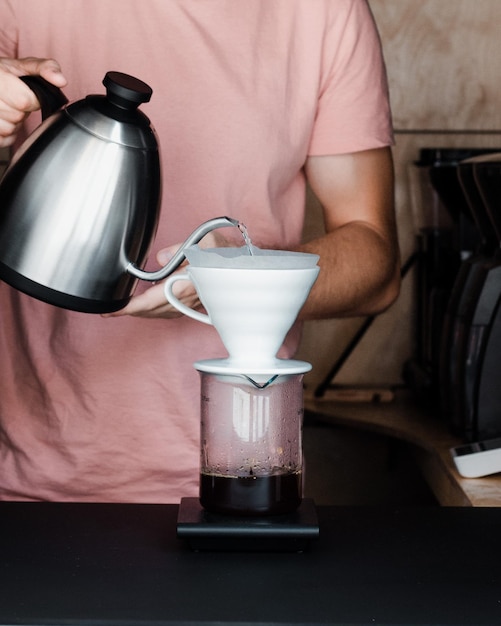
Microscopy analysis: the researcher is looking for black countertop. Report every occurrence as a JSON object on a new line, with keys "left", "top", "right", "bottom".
{"left": 1, "top": 501, "right": 501, "bottom": 625}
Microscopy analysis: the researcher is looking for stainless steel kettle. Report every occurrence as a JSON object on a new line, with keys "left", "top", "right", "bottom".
{"left": 0, "top": 71, "right": 238, "bottom": 313}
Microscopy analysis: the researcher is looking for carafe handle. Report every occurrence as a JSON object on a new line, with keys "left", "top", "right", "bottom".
{"left": 164, "top": 272, "right": 212, "bottom": 325}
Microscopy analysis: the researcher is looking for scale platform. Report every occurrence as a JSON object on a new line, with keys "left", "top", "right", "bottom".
{"left": 177, "top": 497, "right": 319, "bottom": 552}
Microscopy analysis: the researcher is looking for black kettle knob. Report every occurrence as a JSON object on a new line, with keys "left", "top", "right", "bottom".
{"left": 103, "top": 71, "right": 153, "bottom": 110}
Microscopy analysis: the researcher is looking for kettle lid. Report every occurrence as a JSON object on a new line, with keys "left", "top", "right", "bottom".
{"left": 102, "top": 71, "right": 152, "bottom": 109}
{"left": 64, "top": 71, "right": 158, "bottom": 149}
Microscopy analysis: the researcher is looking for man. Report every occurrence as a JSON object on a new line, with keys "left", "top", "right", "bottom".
{"left": 0, "top": 0, "right": 400, "bottom": 502}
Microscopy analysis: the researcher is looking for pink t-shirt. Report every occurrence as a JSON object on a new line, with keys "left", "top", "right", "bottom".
{"left": 0, "top": 0, "right": 393, "bottom": 502}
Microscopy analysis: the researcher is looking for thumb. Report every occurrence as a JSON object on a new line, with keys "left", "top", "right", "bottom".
{"left": 38, "top": 60, "right": 68, "bottom": 87}
{"left": 14, "top": 57, "right": 68, "bottom": 87}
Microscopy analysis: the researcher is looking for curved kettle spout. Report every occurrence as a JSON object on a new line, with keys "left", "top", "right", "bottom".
{"left": 126, "top": 216, "right": 241, "bottom": 282}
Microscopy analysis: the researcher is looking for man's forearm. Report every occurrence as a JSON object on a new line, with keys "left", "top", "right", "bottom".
{"left": 297, "top": 220, "right": 400, "bottom": 321}
{"left": 299, "top": 148, "right": 401, "bottom": 321}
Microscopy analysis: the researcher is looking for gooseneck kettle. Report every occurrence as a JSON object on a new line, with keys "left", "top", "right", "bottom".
{"left": 0, "top": 71, "right": 238, "bottom": 313}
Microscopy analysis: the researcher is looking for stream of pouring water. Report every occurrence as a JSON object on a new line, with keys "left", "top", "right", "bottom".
{"left": 237, "top": 222, "right": 254, "bottom": 255}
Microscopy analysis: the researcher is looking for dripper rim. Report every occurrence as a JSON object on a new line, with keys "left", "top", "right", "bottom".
{"left": 193, "top": 357, "right": 312, "bottom": 377}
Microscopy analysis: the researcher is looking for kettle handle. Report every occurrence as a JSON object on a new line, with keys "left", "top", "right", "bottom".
{"left": 127, "top": 216, "right": 241, "bottom": 282}
{"left": 19, "top": 75, "right": 69, "bottom": 120}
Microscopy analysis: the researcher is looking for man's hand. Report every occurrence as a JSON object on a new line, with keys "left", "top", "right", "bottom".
{"left": 0, "top": 57, "right": 67, "bottom": 147}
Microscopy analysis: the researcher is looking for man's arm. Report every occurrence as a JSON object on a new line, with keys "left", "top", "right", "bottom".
{"left": 298, "top": 147, "right": 401, "bottom": 320}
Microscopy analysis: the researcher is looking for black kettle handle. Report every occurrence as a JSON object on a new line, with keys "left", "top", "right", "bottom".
{"left": 19, "top": 75, "right": 69, "bottom": 120}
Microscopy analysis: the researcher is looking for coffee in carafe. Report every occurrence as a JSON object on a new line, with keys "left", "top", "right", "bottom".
{"left": 198, "top": 371, "right": 304, "bottom": 516}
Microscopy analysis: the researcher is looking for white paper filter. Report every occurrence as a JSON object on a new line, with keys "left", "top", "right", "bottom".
{"left": 184, "top": 245, "right": 319, "bottom": 269}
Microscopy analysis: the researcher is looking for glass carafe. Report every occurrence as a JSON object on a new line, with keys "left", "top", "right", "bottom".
{"left": 198, "top": 371, "right": 304, "bottom": 516}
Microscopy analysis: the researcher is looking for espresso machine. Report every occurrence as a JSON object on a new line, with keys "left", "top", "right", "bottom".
{"left": 165, "top": 245, "right": 321, "bottom": 550}
{"left": 451, "top": 156, "right": 501, "bottom": 441}
{"left": 404, "top": 149, "right": 482, "bottom": 408}
{"left": 404, "top": 148, "right": 501, "bottom": 419}
{"left": 438, "top": 155, "right": 500, "bottom": 439}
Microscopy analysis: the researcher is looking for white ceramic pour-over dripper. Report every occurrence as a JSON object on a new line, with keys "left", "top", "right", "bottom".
{"left": 164, "top": 247, "right": 319, "bottom": 374}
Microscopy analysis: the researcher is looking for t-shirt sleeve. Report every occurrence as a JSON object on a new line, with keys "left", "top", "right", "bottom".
{"left": 308, "top": 0, "right": 394, "bottom": 156}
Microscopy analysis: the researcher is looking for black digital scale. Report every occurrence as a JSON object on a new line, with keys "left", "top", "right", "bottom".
{"left": 177, "top": 497, "right": 319, "bottom": 552}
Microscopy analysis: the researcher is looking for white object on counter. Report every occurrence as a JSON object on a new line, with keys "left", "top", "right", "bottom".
{"left": 451, "top": 437, "right": 501, "bottom": 478}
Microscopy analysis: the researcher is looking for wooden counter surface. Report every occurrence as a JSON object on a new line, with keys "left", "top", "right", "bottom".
{"left": 305, "top": 391, "right": 501, "bottom": 507}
